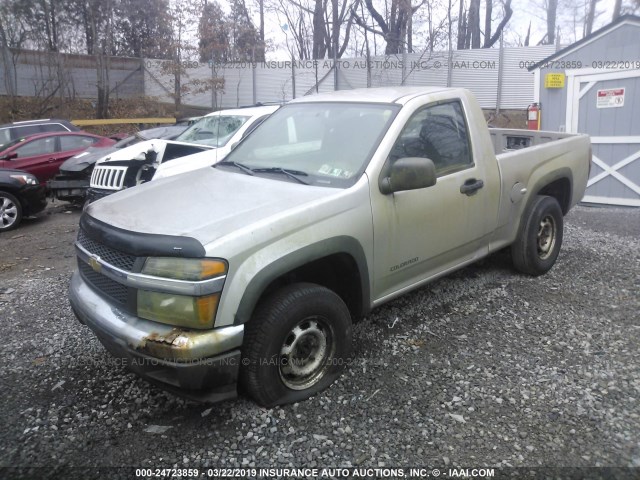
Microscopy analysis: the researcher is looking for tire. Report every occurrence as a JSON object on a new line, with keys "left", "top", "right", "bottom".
{"left": 240, "top": 282, "right": 353, "bottom": 407}
{"left": 0, "top": 191, "right": 22, "bottom": 232}
{"left": 511, "top": 195, "right": 563, "bottom": 276}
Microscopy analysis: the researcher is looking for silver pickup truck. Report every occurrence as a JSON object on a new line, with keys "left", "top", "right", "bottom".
{"left": 69, "top": 87, "right": 591, "bottom": 406}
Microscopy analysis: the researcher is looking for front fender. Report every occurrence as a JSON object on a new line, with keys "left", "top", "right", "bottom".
{"left": 228, "top": 236, "right": 370, "bottom": 326}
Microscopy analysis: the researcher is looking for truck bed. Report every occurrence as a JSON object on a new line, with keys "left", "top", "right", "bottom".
{"left": 488, "top": 129, "right": 591, "bottom": 252}
{"left": 489, "top": 128, "right": 577, "bottom": 154}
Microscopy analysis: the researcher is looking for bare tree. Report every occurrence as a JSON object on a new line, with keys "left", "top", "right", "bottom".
{"left": 0, "top": 1, "right": 31, "bottom": 114}
{"left": 585, "top": 0, "right": 598, "bottom": 35}
{"left": 467, "top": 0, "right": 481, "bottom": 48}
{"left": 352, "top": 0, "right": 426, "bottom": 54}
{"left": 457, "top": 0, "right": 467, "bottom": 49}
{"left": 270, "top": 0, "right": 357, "bottom": 60}
{"left": 484, "top": 0, "right": 512, "bottom": 47}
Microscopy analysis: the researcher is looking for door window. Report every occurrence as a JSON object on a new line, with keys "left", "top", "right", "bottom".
{"left": 59, "top": 135, "right": 96, "bottom": 151}
{"left": 390, "top": 100, "right": 473, "bottom": 176}
{"left": 39, "top": 123, "right": 70, "bottom": 134}
{"left": 15, "top": 125, "right": 43, "bottom": 138}
{"left": 14, "top": 137, "right": 57, "bottom": 158}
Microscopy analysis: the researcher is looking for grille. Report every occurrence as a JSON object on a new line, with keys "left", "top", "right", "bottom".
{"left": 77, "top": 229, "right": 136, "bottom": 271}
{"left": 90, "top": 165, "right": 127, "bottom": 190}
{"left": 79, "top": 261, "right": 129, "bottom": 306}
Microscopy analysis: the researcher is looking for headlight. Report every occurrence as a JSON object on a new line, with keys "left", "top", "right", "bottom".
{"left": 137, "top": 257, "right": 227, "bottom": 329}
{"left": 10, "top": 174, "right": 38, "bottom": 185}
{"left": 137, "top": 291, "right": 219, "bottom": 329}
{"left": 142, "top": 257, "right": 227, "bottom": 281}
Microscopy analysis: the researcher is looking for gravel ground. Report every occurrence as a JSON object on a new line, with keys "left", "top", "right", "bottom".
{"left": 0, "top": 204, "right": 638, "bottom": 479}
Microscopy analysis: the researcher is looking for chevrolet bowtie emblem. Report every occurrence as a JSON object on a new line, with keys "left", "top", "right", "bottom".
{"left": 89, "top": 255, "right": 102, "bottom": 273}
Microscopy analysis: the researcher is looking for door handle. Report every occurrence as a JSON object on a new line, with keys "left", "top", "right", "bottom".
{"left": 47, "top": 158, "right": 56, "bottom": 162}
{"left": 460, "top": 178, "right": 484, "bottom": 195}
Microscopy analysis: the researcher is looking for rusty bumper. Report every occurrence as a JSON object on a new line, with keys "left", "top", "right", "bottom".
{"left": 69, "top": 271, "right": 243, "bottom": 403}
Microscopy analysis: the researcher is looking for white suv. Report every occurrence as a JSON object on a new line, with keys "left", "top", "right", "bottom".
{"left": 87, "top": 105, "right": 279, "bottom": 202}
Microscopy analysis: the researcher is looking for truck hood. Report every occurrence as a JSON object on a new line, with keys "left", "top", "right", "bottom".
{"left": 85, "top": 167, "right": 345, "bottom": 246}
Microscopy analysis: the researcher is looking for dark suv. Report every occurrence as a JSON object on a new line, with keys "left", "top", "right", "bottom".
{"left": 0, "top": 119, "right": 80, "bottom": 150}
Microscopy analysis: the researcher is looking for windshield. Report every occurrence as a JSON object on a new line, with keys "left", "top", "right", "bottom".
{"left": 218, "top": 102, "right": 399, "bottom": 188}
{"left": 0, "top": 136, "right": 27, "bottom": 153}
{"left": 176, "top": 114, "right": 250, "bottom": 147}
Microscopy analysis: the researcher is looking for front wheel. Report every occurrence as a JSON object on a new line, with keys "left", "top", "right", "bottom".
{"left": 511, "top": 195, "right": 564, "bottom": 276}
{"left": 240, "top": 282, "right": 353, "bottom": 407}
{"left": 0, "top": 191, "right": 22, "bottom": 232}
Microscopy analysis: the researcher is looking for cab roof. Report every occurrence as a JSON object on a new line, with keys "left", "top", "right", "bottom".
{"left": 289, "top": 86, "right": 455, "bottom": 105}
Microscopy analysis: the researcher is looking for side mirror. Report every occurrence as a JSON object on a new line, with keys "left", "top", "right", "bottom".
{"left": 379, "top": 157, "right": 437, "bottom": 195}
{"left": 0, "top": 152, "right": 17, "bottom": 161}
{"left": 230, "top": 141, "right": 239, "bottom": 151}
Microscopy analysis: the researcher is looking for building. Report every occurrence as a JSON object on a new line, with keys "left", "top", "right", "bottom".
{"left": 529, "top": 15, "right": 640, "bottom": 207}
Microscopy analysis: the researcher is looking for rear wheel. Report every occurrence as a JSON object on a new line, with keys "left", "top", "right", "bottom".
{"left": 511, "top": 195, "right": 563, "bottom": 276}
{"left": 240, "top": 282, "right": 353, "bottom": 407}
{"left": 0, "top": 191, "right": 22, "bottom": 231}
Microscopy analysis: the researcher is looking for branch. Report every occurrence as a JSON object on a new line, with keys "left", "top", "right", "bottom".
{"left": 338, "top": 7, "right": 357, "bottom": 57}
{"left": 484, "top": 0, "right": 512, "bottom": 48}
{"left": 364, "top": 0, "right": 389, "bottom": 34}
{"left": 351, "top": 7, "right": 388, "bottom": 38}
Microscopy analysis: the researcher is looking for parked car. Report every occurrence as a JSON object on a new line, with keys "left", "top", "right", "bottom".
{"left": 69, "top": 87, "right": 591, "bottom": 406}
{"left": 48, "top": 125, "right": 187, "bottom": 204}
{"left": 87, "top": 105, "right": 279, "bottom": 202}
{"left": 0, "top": 169, "right": 47, "bottom": 231}
{"left": 0, "top": 132, "right": 116, "bottom": 185}
{"left": 0, "top": 119, "right": 80, "bottom": 150}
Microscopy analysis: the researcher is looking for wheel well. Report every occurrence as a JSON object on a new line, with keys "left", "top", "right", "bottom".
{"left": 537, "top": 177, "right": 571, "bottom": 215}
{"left": 0, "top": 187, "right": 18, "bottom": 196}
{"left": 256, "top": 253, "right": 364, "bottom": 321}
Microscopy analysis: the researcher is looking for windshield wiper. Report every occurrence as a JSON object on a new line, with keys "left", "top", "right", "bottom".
{"left": 252, "top": 167, "right": 309, "bottom": 185}
{"left": 216, "top": 160, "right": 255, "bottom": 176}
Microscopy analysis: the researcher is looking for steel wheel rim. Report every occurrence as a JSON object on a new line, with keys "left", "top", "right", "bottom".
{"left": 537, "top": 214, "right": 556, "bottom": 260}
{"left": 0, "top": 196, "right": 18, "bottom": 229}
{"left": 279, "top": 316, "right": 334, "bottom": 390}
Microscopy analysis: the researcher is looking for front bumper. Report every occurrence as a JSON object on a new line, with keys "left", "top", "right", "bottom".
{"left": 86, "top": 187, "right": 115, "bottom": 204}
{"left": 48, "top": 177, "right": 89, "bottom": 202}
{"left": 69, "top": 271, "right": 243, "bottom": 403}
{"left": 19, "top": 184, "right": 48, "bottom": 216}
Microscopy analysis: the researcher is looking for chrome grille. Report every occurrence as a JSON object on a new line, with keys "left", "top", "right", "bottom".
{"left": 77, "top": 229, "right": 136, "bottom": 271}
{"left": 78, "top": 261, "right": 129, "bottom": 305}
{"left": 90, "top": 165, "right": 127, "bottom": 190}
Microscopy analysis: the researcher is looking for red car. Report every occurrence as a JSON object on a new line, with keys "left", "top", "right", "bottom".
{"left": 0, "top": 132, "right": 116, "bottom": 184}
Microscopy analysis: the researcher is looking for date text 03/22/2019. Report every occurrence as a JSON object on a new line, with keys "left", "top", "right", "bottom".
{"left": 135, "top": 467, "right": 496, "bottom": 478}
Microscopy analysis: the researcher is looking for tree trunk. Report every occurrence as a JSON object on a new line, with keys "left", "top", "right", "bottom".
{"left": 457, "top": 0, "right": 466, "bottom": 49}
{"left": 546, "top": 0, "right": 558, "bottom": 45}
{"left": 332, "top": 0, "right": 338, "bottom": 58}
{"left": 612, "top": 0, "right": 622, "bottom": 21}
{"left": 312, "top": 0, "right": 326, "bottom": 59}
{"left": 468, "top": 0, "right": 481, "bottom": 48}
{"left": 483, "top": 0, "right": 492, "bottom": 47}
{"left": 585, "top": 0, "right": 598, "bottom": 36}
{"left": 483, "top": 0, "right": 512, "bottom": 48}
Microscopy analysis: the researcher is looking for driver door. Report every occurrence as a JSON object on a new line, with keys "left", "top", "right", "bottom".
{"left": 371, "top": 99, "right": 498, "bottom": 302}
